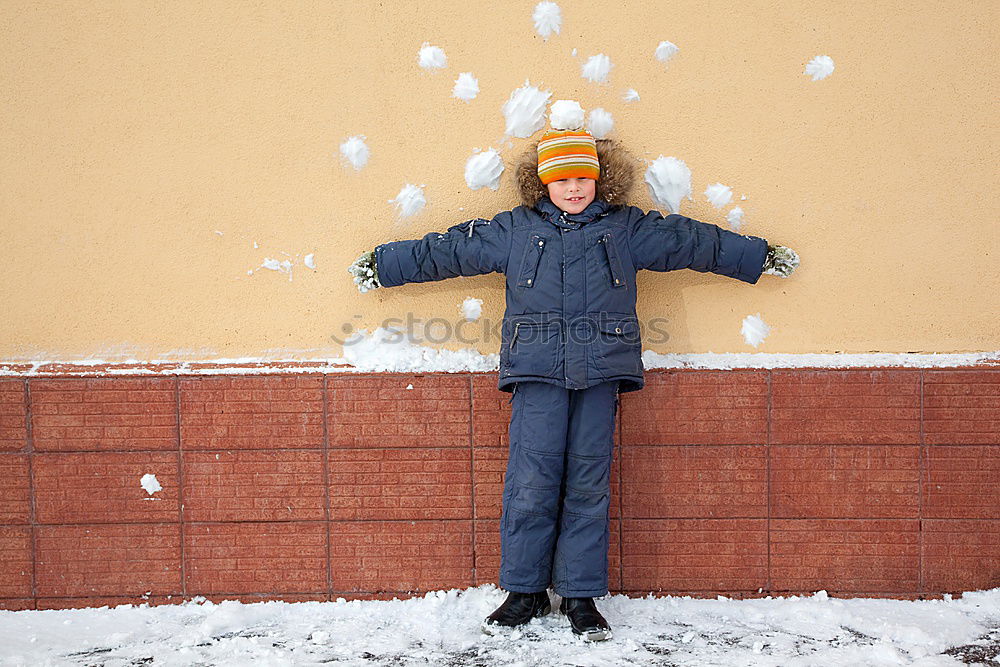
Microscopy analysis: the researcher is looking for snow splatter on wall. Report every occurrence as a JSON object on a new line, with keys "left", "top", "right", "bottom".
{"left": 548, "top": 99, "right": 584, "bottom": 130}
{"left": 587, "top": 108, "right": 614, "bottom": 139}
{"left": 532, "top": 1, "right": 561, "bottom": 40}
{"left": 389, "top": 184, "right": 427, "bottom": 218}
{"left": 622, "top": 88, "right": 640, "bottom": 102}
{"left": 339, "top": 135, "right": 369, "bottom": 170}
{"left": 581, "top": 53, "right": 613, "bottom": 83}
{"left": 655, "top": 40, "right": 680, "bottom": 64}
{"left": 464, "top": 149, "right": 504, "bottom": 190}
{"left": 741, "top": 313, "right": 771, "bottom": 347}
{"left": 502, "top": 81, "right": 551, "bottom": 137}
{"left": 644, "top": 156, "right": 693, "bottom": 214}
{"left": 705, "top": 183, "right": 733, "bottom": 209}
{"left": 417, "top": 42, "right": 447, "bottom": 70}
{"left": 452, "top": 72, "right": 479, "bottom": 102}
{"left": 804, "top": 55, "right": 835, "bottom": 80}
{"left": 461, "top": 297, "right": 483, "bottom": 321}
{"left": 140, "top": 473, "right": 162, "bottom": 496}
{"left": 727, "top": 206, "right": 744, "bottom": 231}
{"left": 260, "top": 257, "right": 294, "bottom": 282}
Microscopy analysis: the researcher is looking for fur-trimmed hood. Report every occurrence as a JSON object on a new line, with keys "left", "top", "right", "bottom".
{"left": 515, "top": 137, "right": 638, "bottom": 209}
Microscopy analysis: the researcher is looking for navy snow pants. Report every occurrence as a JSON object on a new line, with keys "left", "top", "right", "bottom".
{"left": 498, "top": 379, "right": 620, "bottom": 597}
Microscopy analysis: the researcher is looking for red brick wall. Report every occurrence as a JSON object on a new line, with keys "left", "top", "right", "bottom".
{"left": 0, "top": 368, "right": 997, "bottom": 610}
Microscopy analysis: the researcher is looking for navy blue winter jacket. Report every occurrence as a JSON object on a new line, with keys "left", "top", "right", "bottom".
{"left": 373, "top": 195, "right": 768, "bottom": 395}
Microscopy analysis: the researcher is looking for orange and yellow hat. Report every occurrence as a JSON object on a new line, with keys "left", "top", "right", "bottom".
{"left": 536, "top": 129, "right": 600, "bottom": 185}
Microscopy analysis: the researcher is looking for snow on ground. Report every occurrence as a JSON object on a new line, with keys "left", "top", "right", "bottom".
{"left": 2, "top": 586, "right": 999, "bottom": 666}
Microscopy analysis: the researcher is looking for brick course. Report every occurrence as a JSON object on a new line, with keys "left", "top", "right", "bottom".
{"left": 0, "top": 380, "right": 27, "bottom": 452}
{"left": 185, "top": 521, "right": 327, "bottom": 594}
{"left": 181, "top": 376, "right": 323, "bottom": 450}
{"left": 31, "top": 378, "right": 177, "bottom": 452}
{"left": 34, "top": 452, "right": 179, "bottom": 524}
{"left": 35, "top": 523, "right": 181, "bottom": 597}
{"left": 183, "top": 450, "right": 325, "bottom": 522}
{"left": 0, "top": 455, "right": 30, "bottom": 524}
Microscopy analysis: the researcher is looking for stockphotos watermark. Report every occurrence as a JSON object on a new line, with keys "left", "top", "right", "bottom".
{"left": 330, "top": 313, "right": 672, "bottom": 346}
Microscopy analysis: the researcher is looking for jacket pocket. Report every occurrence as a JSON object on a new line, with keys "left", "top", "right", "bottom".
{"left": 516, "top": 233, "right": 547, "bottom": 288}
{"left": 591, "top": 317, "right": 642, "bottom": 377}
{"left": 598, "top": 232, "right": 626, "bottom": 289}
{"left": 507, "top": 321, "right": 562, "bottom": 377}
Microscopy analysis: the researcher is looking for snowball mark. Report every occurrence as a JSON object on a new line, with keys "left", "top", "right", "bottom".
{"left": 582, "top": 54, "right": 613, "bottom": 83}
{"left": 644, "top": 156, "right": 693, "bottom": 214}
{"left": 549, "top": 100, "right": 585, "bottom": 130}
{"left": 623, "top": 88, "right": 641, "bottom": 102}
{"left": 390, "top": 184, "right": 427, "bottom": 217}
{"left": 462, "top": 297, "right": 484, "bottom": 321}
{"left": 140, "top": 474, "right": 162, "bottom": 496}
{"left": 804, "top": 55, "right": 835, "bottom": 81}
{"left": 586, "top": 108, "right": 614, "bottom": 139}
{"left": 260, "top": 257, "right": 294, "bottom": 282}
{"left": 464, "top": 148, "right": 504, "bottom": 190}
{"left": 741, "top": 313, "right": 771, "bottom": 347}
{"left": 655, "top": 40, "right": 680, "bottom": 64}
{"left": 304, "top": 254, "right": 316, "bottom": 270}
{"left": 502, "top": 80, "right": 552, "bottom": 137}
{"left": 339, "top": 135, "right": 370, "bottom": 171}
{"left": 705, "top": 183, "right": 733, "bottom": 209}
{"left": 452, "top": 72, "right": 479, "bottom": 102}
{"left": 727, "top": 206, "right": 744, "bottom": 231}
{"left": 418, "top": 42, "right": 447, "bottom": 70}
{"left": 533, "top": 1, "right": 562, "bottom": 40}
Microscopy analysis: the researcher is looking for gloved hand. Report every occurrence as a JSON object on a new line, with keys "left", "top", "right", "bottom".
{"left": 348, "top": 249, "right": 382, "bottom": 292}
{"left": 762, "top": 244, "right": 800, "bottom": 277}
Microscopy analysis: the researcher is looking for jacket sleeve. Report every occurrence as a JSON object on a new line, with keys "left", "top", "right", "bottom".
{"left": 629, "top": 209, "right": 769, "bottom": 285}
{"left": 373, "top": 211, "right": 512, "bottom": 287}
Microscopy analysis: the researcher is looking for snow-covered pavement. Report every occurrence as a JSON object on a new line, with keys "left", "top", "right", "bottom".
{"left": 2, "top": 585, "right": 999, "bottom": 666}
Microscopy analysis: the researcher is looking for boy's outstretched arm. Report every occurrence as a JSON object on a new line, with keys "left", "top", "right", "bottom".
{"left": 630, "top": 211, "right": 787, "bottom": 284}
{"left": 348, "top": 212, "right": 512, "bottom": 291}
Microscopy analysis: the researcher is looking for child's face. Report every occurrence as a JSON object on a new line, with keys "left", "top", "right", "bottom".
{"left": 546, "top": 177, "right": 596, "bottom": 215}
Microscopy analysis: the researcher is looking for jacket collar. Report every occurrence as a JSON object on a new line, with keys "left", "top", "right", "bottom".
{"left": 536, "top": 196, "right": 612, "bottom": 227}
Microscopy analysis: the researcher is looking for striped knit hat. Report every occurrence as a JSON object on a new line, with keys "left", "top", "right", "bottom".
{"left": 536, "top": 129, "right": 600, "bottom": 185}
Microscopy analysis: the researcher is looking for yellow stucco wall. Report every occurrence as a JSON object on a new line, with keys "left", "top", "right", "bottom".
{"left": 2, "top": 0, "right": 997, "bottom": 362}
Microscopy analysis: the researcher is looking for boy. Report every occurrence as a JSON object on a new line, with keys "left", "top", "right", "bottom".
{"left": 349, "top": 127, "right": 799, "bottom": 641}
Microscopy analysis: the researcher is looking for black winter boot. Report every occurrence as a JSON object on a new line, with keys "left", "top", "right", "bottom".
{"left": 559, "top": 596, "right": 612, "bottom": 641}
{"left": 481, "top": 590, "right": 551, "bottom": 635}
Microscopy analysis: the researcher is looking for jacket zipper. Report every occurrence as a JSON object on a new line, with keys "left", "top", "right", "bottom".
{"left": 509, "top": 322, "right": 521, "bottom": 351}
